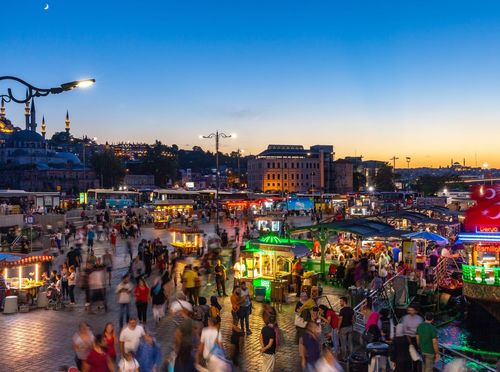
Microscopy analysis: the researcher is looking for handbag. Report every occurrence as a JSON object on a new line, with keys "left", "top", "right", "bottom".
{"left": 294, "top": 313, "right": 307, "bottom": 328}
{"left": 407, "top": 337, "right": 422, "bottom": 362}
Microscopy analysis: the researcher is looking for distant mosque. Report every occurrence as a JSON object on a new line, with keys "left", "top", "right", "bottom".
{"left": 0, "top": 94, "right": 82, "bottom": 168}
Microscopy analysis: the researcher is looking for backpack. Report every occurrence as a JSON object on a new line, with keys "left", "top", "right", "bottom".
{"left": 210, "top": 305, "right": 221, "bottom": 323}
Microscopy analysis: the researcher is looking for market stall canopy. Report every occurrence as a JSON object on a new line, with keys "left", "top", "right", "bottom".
{"left": 290, "top": 218, "right": 401, "bottom": 239}
{"left": 375, "top": 211, "right": 458, "bottom": 226}
{"left": 403, "top": 231, "right": 449, "bottom": 245}
{"left": 0, "top": 253, "right": 52, "bottom": 268}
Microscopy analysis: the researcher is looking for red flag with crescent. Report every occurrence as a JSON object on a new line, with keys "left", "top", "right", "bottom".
{"left": 464, "top": 184, "right": 500, "bottom": 231}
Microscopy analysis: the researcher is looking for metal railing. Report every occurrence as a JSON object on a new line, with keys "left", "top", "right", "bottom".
{"left": 437, "top": 343, "right": 496, "bottom": 372}
{"left": 352, "top": 270, "right": 404, "bottom": 333}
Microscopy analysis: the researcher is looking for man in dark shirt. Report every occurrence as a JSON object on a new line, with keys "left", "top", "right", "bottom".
{"left": 66, "top": 247, "right": 80, "bottom": 270}
{"left": 260, "top": 314, "right": 276, "bottom": 372}
{"left": 338, "top": 296, "right": 354, "bottom": 360}
{"left": 214, "top": 260, "right": 227, "bottom": 296}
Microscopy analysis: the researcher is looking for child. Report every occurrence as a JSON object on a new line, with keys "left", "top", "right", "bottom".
{"left": 118, "top": 352, "right": 139, "bottom": 372}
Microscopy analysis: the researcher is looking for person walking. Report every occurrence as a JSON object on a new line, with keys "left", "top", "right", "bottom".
{"left": 151, "top": 277, "right": 166, "bottom": 324}
{"left": 260, "top": 313, "right": 277, "bottom": 372}
{"left": 103, "top": 322, "right": 118, "bottom": 363}
{"left": 72, "top": 322, "right": 95, "bottom": 371}
{"left": 391, "top": 324, "right": 412, "bottom": 372}
{"left": 135, "top": 330, "right": 161, "bottom": 372}
{"left": 417, "top": 312, "right": 440, "bottom": 372}
{"left": 198, "top": 316, "right": 224, "bottom": 370}
{"left": 337, "top": 296, "right": 354, "bottom": 361}
{"left": 182, "top": 264, "right": 198, "bottom": 304}
{"left": 131, "top": 256, "right": 145, "bottom": 283}
{"left": 238, "top": 281, "right": 252, "bottom": 335}
{"left": 110, "top": 229, "right": 117, "bottom": 254}
{"left": 82, "top": 333, "right": 115, "bottom": 372}
{"left": 134, "top": 277, "right": 150, "bottom": 324}
{"left": 68, "top": 265, "right": 77, "bottom": 304}
{"left": 116, "top": 274, "right": 133, "bottom": 329}
{"left": 119, "top": 317, "right": 145, "bottom": 355}
{"left": 402, "top": 305, "right": 423, "bottom": 372}
{"left": 300, "top": 321, "right": 321, "bottom": 372}
{"left": 214, "top": 259, "right": 227, "bottom": 296}
{"left": 87, "top": 228, "right": 95, "bottom": 254}
{"left": 103, "top": 249, "right": 113, "bottom": 287}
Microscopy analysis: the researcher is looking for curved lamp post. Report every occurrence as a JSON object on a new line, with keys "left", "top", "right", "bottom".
{"left": 200, "top": 131, "right": 235, "bottom": 234}
{"left": 0, "top": 76, "right": 95, "bottom": 104}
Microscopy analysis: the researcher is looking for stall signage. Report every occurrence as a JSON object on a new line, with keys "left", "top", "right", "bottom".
{"left": 476, "top": 245, "right": 500, "bottom": 253}
{"left": 476, "top": 226, "right": 500, "bottom": 233}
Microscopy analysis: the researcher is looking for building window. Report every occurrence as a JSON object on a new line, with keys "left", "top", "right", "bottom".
{"left": 284, "top": 174, "right": 287, "bottom": 180}
{"left": 277, "top": 174, "right": 280, "bottom": 180}
{"left": 272, "top": 174, "right": 275, "bottom": 180}
{"left": 267, "top": 183, "right": 270, "bottom": 187}
{"left": 291, "top": 174, "right": 294, "bottom": 180}
{"left": 277, "top": 163, "right": 280, "bottom": 168}
{"left": 285, "top": 183, "right": 288, "bottom": 187}
{"left": 284, "top": 163, "right": 287, "bottom": 168}
{"left": 267, "top": 174, "right": 271, "bottom": 180}
{"left": 292, "top": 183, "right": 294, "bottom": 186}
{"left": 272, "top": 162, "right": 275, "bottom": 168}
{"left": 291, "top": 163, "right": 294, "bottom": 168}
{"left": 272, "top": 183, "right": 275, "bottom": 187}
{"left": 301, "top": 174, "right": 304, "bottom": 180}
{"left": 267, "top": 162, "right": 270, "bottom": 168}
{"left": 306, "top": 174, "right": 309, "bottom": 180}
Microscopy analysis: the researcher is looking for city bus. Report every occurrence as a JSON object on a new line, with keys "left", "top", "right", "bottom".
{"left": 86, "top": 189, "right": 140, "bottom": 208}
{"left": 151, "top": 189, "right": 200, "bottom": 202}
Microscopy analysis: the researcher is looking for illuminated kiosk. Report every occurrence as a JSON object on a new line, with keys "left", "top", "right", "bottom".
{"left": 239, "top": 234, "right": 312, "bottom": 301}
{"left": 169, "top": 226, "right": 204, "bottom": 255}
{"left": 458, "top": 185, "right": 500, "bottom": 321}
{"left": 0, "top": 253, "right": 53, "bottom": 304}
{"left": 153, "top": 199, "right": 195, "bottom": 228}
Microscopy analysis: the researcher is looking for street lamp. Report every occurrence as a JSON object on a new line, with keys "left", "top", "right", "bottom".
{"left": 200, "top": 131, "right": 234, "bottom": 234}
{"left": 0, "top": 76, "right": 95, "bottom": 103}
{"left": 237, "top": 148, "right": 244, "bottom": 188}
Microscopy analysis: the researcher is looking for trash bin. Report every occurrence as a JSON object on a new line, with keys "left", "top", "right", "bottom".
{"left": 254, "top": 286, "right": 266, "bottom": 302}
{"left": 347, "top": 351, "right": 369, "bottom": 372}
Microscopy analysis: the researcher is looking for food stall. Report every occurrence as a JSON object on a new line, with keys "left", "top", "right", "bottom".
{"left": 169, "top": 226, "right": 204, "bottom": 255}
{"left": 239, "top": 234, "right": 313, "bottom": 301}
{"left": 153, "top": 200, "right": 195, "bottom": 228}
{"left": 1, "top": 253, "right": 52, "bottom": 308}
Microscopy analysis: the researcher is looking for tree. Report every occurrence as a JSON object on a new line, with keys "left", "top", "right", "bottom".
{"left": 374, "top": 164, "right": 395, "bottom": 191}
{"left": 353, "top": 171, "right": 367, "bottom": 192}
{"left": 140, "top": 141, "right": 177, "bottom": 187}
{"left": 90, "top": 149, "right": 126, "bottom": 188}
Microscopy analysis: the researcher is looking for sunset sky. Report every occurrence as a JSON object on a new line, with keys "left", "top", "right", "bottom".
{"left": 2, "top": 1, "right": 500, "bottom": 167}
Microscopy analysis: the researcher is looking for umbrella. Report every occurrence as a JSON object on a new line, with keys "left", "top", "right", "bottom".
{"left": 403, "top": 231, "right": 449, "bottom": 245}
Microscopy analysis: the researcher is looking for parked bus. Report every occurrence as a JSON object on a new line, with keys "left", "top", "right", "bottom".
{"left": 86, "top": 189, "right": 140, "bottom": 208}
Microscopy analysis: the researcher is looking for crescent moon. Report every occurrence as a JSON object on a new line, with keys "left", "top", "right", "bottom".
{"left": 485, "top": 188, "right": 496, "bottom": 200}
{"left": 482, "top": 201, "right": 500, "bottom": 220}
{"left": 44, "top": 3, "right": 49, "bottom": 10}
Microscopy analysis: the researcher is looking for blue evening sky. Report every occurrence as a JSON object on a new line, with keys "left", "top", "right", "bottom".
{"left": 2, "top": 0, "right": 500, "bottom": 166}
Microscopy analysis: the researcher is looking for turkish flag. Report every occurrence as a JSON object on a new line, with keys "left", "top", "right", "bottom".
{"left": 464, "top": 184, "right": 500, "bottom": 231}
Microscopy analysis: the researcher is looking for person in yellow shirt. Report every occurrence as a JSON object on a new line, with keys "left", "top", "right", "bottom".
{"left": 182, "top": 265, "right": 199, "bottom": 304}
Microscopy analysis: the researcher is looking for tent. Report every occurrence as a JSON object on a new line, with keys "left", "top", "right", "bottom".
{"left": 403, "top": 231, "right": 449, "bottom": 245}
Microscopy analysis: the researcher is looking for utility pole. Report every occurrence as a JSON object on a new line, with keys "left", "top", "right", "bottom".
{"left": 406, "top": 157, "right": 411, "bottom": 169}
{"left": 390, "top": 156, "right": 399, "bottom": 172}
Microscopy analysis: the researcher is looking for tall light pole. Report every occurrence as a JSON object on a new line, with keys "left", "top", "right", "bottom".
{"left": 0, "top": 76, "right": 95, "bottom": 103}
{"left": 390, "top": 156, "right": 399, "bottom": 172}
{"left": 201, "top": 131, "right": 234, "bottom": 234}
{"left": 237, "top": 148, "right": 244, "bottom": 188}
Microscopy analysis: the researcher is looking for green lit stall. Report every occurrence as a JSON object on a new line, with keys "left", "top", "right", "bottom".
{"left": 239, "top": 234, "right": 312, "bottom": 301}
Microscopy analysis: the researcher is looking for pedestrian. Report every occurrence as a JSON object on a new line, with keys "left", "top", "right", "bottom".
{"left": 197, "top": 316, "right": 224, "bottom": 370}
{"left": 193, "top": 266, "right": 201, "bottom": 305}
{"left": 66, "top": 246, "right": 81, "bottom": 273}
{"left": 151, "top": 277, "right": 166, "bottom": 324}
{"left": 88, "top": 264, "right": 107, "bottom": 312}
{"left": 337, "top": 296, "right": 354, "bottom": 361}
{"left": 134, "top": 277, "right": 150, "bottom": 324}
{"left": 131, "top": 256, "right": 145, "bottom": 283}
{"left": 401, "top": 306, "right": 423, "bottom": 372}
{"left": 103, "top": 322, "right": 117, "bottom": 363}
{"left": 82, "top": 333, "right": 115, "bottom": 372}
{"left": 300, "top": 321, "right": 321, "bottom": 372}
{"left": 238, "top": 281, "right": 252, "bottom": 335}
{"left": 182, "top": 264, "right": 198, "bottom": 304}
{"left": 293, "top": 258, "right": 305, "bottom": 296}
{"left": 135, "top": 330, "right": 162, "bottom": 372}
{"left": 391, "top": 323, "right": 412, "bottom": 372}
{"left": 209, "top": 295, "right": 222, "bottom": 323}
{"left": 260, "top": 313, "right": 277, "bottom": 372}
{"left": 87, "top": 228, "right": 95, "bottom": 254}
{"left": 110, "top": 230, "right": 117, "bottom": 254}
{"left": 230, "top": 316, "right": 244, "bottom": 366}
{"left": 119, "top": 317, "right": 145, "bottom": 355}
{"left": 214, "top": 259, "right": 227, "bottom": 296}
{"left": 118, "top": 352, "right": 139, "bottom": 372}
{"left": 230, "top": 286, "right": 242, "bottom": 321}
{"left": 417, "top": 312, "right": 440, "bottom": 372}
{"left": 61, "top": 263, "right": 69, "bottom": 301}
{"left": 72, "top": 322, "right": 95, "bottom": 371}
{"left": 116, "top": 274, "right": 133, "bottom": 329}
{"left": 172, "top": 300, "right": 198, "bottom": 372}
{"left": 103, "top": 249, "right": 113, "bottom": 287}
{"left": 68, "top": 265, "right": 77, "bottom": 304}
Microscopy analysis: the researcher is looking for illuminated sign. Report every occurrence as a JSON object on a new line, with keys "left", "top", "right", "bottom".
{"left": 476, "top": 226, "right": 500, "bottom": 233}
{"left": 476, "top": 245, "right": 500, "bottom": 253}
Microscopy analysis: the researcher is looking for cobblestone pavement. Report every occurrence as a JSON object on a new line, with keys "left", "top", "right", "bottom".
{"left": 1, "top": 220, "right": 345, "bottom": 372}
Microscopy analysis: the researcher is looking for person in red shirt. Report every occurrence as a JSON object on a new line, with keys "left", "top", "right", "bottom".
{"left": 103, "top": 322, "right": 117, "bottom": 362}
{"left": 110, "top": 230, "right": 117, "bottom": 254}
{"left": 134, "top": 277, "right": 150, "bottom": 324}
{"left": 83, "top": 334, "right": 115, "bottom": 372}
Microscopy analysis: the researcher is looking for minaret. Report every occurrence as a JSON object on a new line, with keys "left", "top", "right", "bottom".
{"left": 25, "top": 90, "right": 31, "bottom": 130}
{"left": 30, "top": 98, "right": 37, "bottom": 131}
{"left": 65, "top": 110, "right": 70, "bottom": 134}
{"left": 41, "top": 116, "right": 46, "bottom": 139}
{"left": 0, "top": 98, "right": 5, "bottom": 120}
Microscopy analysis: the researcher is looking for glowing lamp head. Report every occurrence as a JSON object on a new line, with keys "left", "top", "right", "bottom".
{"left": 231, "top": 133, "right": 237, "bottom": 139}
{"left": 61, "top": 78, "right": 96, "bottom": 91}
{"left": 368, "top": 186, "right": 374, "bottom": 192}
